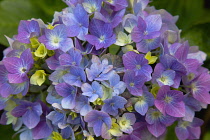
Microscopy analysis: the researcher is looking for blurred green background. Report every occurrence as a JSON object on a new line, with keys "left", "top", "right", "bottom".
{"left": 0, "top": 0, "right": 210, "bottom": 139}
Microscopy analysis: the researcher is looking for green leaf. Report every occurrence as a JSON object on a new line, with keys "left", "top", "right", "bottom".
{"left": 108, "top": 44, "right": 120, "bottom": 55}
{"left": 0, "top": 0, "right": 66, "bottom": 46}
{"left": 165, "top": 122, "right": 178, "bottom": 140}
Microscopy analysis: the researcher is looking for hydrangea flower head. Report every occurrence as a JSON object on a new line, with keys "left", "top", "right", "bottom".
{"left": 0, "top": 0, "right": 209, "bottom": 140}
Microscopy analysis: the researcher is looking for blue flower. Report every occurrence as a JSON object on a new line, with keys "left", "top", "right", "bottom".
{"left": 11, "top": 101, "right": 43, "bottom": 129}
{"left": 39, "top": 24, "right": 73, "bottom": 52}
{"left": 81, "top": 81, "right": 103, "bottom": 102}
{"left": 84, "top": 110, "right": 112, "bottom": 137}
{"left": 85, "top": 19, "right": 116, "bottom": 50}
{"left": 102, "top": 96, "right": 127, "bottom": 116}
{"left": 62, "top": 4, "right": 89, "bottom": 40}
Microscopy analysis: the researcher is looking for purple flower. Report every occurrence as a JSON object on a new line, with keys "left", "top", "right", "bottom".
{"left": 85, "top": 19, "right": 116, "bottom": 50}
{"left": 62, "top": 4, "right": 89, "bottom": 40}
{"left": 104, "top": 0, "right": 128, "bottom": 11}
{"left": 175, "top": 118, "right": 203, "bottom": 140}
{"left": 188, "top": 73, "right": 210, "bottom": 104}
{"left": 55, "top": 83, "right": 77, "bottom": 109}
{"left": 81, "top": 81, "right": 103, "bottom": 102}
{"left": 136, "top": 37, "right": 161, "bottom": 53}
{"left": 102, "top": 96, "right": 127, "bottom": 116}
{"left": 74, "top": 38, "right": 94, "bottom": 55}
{"left": 3, "top": 48, "right": 34, "bottom": 83}
{"left": 94, "top": 8, "right": 125, "bottom": 28}
{"left": 39, "top": 24, "right": 73, "bottom": 52}
{"left": 84, "top": 110, "right": 112, "bottom": 137}
{"left": 152, "top": 65, "right": 176, "bottom": 87}
{"left": 118, "top": 113, "right": 136, "bottom": 134}
{"left": 59, "top": 48, "right": 82, "bottom": 67}
{"left": 108, "top": 73, "right": 126, "bottom": 96}
{"left": 131, "top": 86, "right": 154, "bottom": 116}
{"left": 154, "top": 54, "right": 187, "bottom": 88}
{"left": 123, "top": 51, "right": 153, "bottom": 81}
{"left": 155, "top": 85, "right": 185, "bottom": 117}
{"left": 32, "top": 120, "right": 53, "bottom": 140}
{"left": 46, "top": 50, "right": 63, "bottom": 70}
{"left": 63, "top": 66, "right": 86, "bottom": 87}
{"left": 0, "top": 65, "right": 29, "bottom": 97}
{"left": 74, "top": 95, "right": 92, "bottom": 116}
{"left": 123, "top": 70, "right": 147, "bottom": 96}
{"left": 183, "top": 96, "right": 202, "bottom": 122}
{"left": 11, "top": 101, "right": 43, "bottom": 129}
{"left": 146, "top": 108, "right": 176, "bottom": 137}
{"left": 86, "top": 55, "right": 114, "bottom": 81}
{"left": 49, "top": 66, "right": 70, "bottom": 83}
{"left": 16, "top": 20, "right": 40, "bottom": 43}
{"left": 131, "top": 15, "right": 162, "bottom": 43}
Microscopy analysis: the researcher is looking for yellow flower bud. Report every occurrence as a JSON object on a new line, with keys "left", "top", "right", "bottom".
{"left": 34, "top": 43, "right": 47, "bottom": 58}
{"left": 30, "top": 37, "right": 40, "bottom": 48}
{"left": 30, "top": 70, "right": 47, "bottom": 86}
{"left": 51, "top": 132, "right": 66, "bottom": 140}
{"left": 145, "top": 52, "right": 158, "bottom": 64}
{"left": 70, "top": 112, "right": 78, "bottom": 120}
{"left": 151, "top": 84, "right": 160, "bottom": 98}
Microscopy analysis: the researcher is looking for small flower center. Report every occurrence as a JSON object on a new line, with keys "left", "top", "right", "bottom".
{"left": 164, "top": 96, "right": 172, "bottom": 103}
{"left": 71, "top": 61, "right": 76, "bottom": 65}
{"left": 99, "top": 35, "right": 105, "bottom": 43}
{"left": 180, "top": 121, "right": 190, "bottom": 128}
{"left": 136, "top": 65, "right": 141, "bottom": 70}
{"left": 21, "top": 67, "right": 27, "bottom": 73}
{"left": 191, "top": 83, "right": 198, "bottom": 93}
{"left": 152, "top": 111, "right": 162, "bottom": 119}
{"left": 129, "top": 82, "right": 135, "bottom": 87}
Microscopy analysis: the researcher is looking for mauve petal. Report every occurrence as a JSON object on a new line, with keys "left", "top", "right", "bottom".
{"left": 145, "top": 14, "right": 162, "bottom": 33}
{"left": 137, "top": 16, "right": 146, "bottom": 31}
{"left": 11, "top": 104, "right": 28, "bottom": 117}
{"left": 123, "top": 51, "right": 138, "bottom": 70}
{"left": 124, "top": 113, "right": 136, "bottom": 125}
{"left": 61, "top": 95, "right": 76, "bottom": 109}
{"left": 55, "top": 83, "right": 75, "bottom": 97}
{"left": 131, "top": 26, "right": 144, "bottom": 43}
{"left": 192, "top": 90, "right": 210, "bottom": 104}
{"left": 190, "top": 117, "right": 203, "bottom": 127}
{"left": 147, "top": 121, "right": 166, "bottom": 138}
{"left": 60, "top": 38, "right": 74, "bottom": 52}
{"left": 8, "top": 73, "right": 27, "bottom": 83}
{"left": 93, "top": 120, "right": 103, "bottom": 137}
{"left": 188, "top": 127, "right": 201, "bottom": 139}
{"left": 80, "top": 104, "right": 92, "bottom": 116}
{"left": 32, "top": 121, "right": 52, "bottom": 139}
{"left": 20, "top": 48, "right": 34, "bottom": 69}
{"left": 3, "top": 57, "right": 22, "bottom": 74}
{"left": 144, "top": 31, "right": 160, "bottom": 39}
{"left": 81, "top": 84, "right": 92, "bottom": 95}
{"left": 156, "top": 85, "right": 170, "bottom": 99}
{"left": 16, "top": 31, "right": 30, "bottom": 43}
{"left": 20, "top": 130, "right": 33, "bottom": 140}
{"left": 22, "top": 109, "right": 40, "bottom": 129}
{"left": 166, "top": 101, "right": 185, "bottom": 117}
{"left": 67, "top": 25, "right": 80, "bottom": 37}
{"left": 135, "top": 100, "right": 148, "bottom": 116}
{"left": 175, "top": 126, "right": 189, "bottom": 140}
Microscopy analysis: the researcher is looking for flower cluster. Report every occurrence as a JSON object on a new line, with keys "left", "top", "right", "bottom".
{"left": 0, "top": 0, "right": 209, "bottom": 140}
